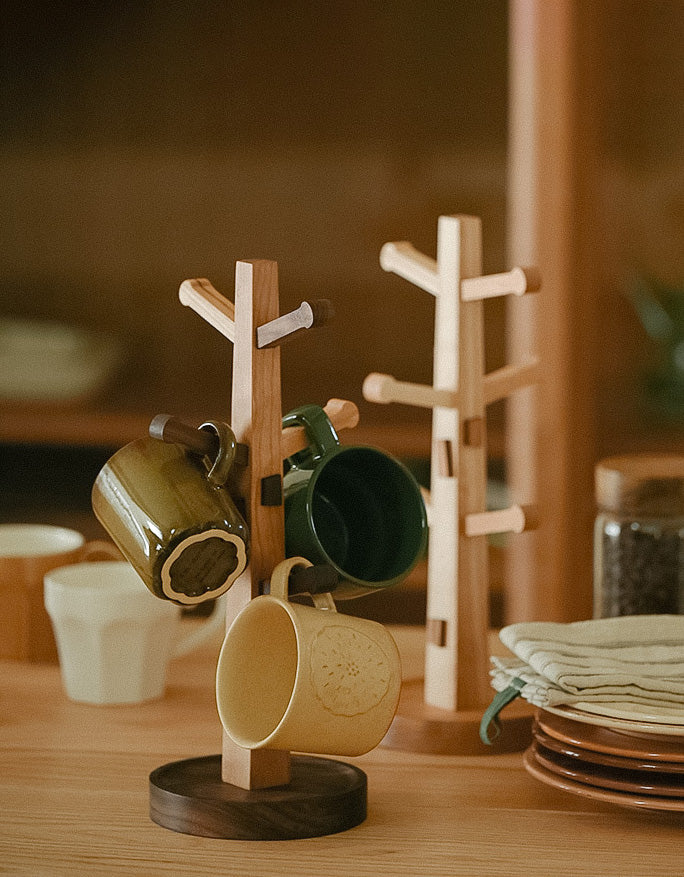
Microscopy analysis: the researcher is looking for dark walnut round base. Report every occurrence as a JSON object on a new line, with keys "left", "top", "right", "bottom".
{"left": 149, "top": 754, "right": 367, "bottom": 840}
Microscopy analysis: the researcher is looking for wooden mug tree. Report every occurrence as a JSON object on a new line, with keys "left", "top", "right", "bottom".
{"left": 363, "top": 215, "right": 539, "bottom": 754}
{"left": 149, "top": 261, "right": 369, "bottom": 839}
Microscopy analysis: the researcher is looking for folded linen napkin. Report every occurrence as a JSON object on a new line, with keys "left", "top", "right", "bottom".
{"left": 480, "top": 614, "right": 684, "bottom": 744}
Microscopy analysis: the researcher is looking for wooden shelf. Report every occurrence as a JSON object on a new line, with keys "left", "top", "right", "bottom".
{"left": 0, "top": 400, "right": 514, "bottom": 461}
{"left": 0, "top": 402, "right": 164, "bottom": 449}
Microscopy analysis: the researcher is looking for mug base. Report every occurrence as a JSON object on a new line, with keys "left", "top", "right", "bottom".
{"left": 149, "top": 753, "right": 367, "bottom": 840}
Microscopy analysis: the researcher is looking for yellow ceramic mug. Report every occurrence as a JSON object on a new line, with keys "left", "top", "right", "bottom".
{"left": 215, "top": 557, "right": 401, "bottom": 757}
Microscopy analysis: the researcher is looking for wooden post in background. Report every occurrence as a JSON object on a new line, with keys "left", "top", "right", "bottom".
{"left": 505, "top": 0, "right": 600, "bottom": 624}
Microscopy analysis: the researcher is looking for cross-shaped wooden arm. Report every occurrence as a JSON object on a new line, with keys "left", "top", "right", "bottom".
{"left": 179, "top": 278, "right": 333, "bottom": 349}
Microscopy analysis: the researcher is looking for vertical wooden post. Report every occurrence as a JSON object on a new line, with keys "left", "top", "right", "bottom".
{"left": 425, "top": 215, "right": 491, "bottom": 711}
{"left": 221, "top": 259, "right": 291, "bottom": 789}
{"left": 506, "top": 0, "right": 599, "bottom": 624}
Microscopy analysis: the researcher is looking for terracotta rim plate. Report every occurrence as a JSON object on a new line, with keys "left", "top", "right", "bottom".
{"left": 530, "top": 741, "right": 684, "bottom": 797}
{"left": 532, "top": 723, "right": 684, "bottom": 774}
{"left": 542, "top": 703, "right": 684, "bottom": 737}
{"left": 535, "top": 710, "right": 684, "bottom": 762}
{"left": 522, "top": 746, "right": 684, "bottom": 812}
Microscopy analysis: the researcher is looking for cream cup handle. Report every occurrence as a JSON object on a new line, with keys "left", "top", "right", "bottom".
{"left": 177, "top": 557, "right": 328, "bottom": 660}
{"left": 269, "top": 556, "right": 336, "bottom": 611}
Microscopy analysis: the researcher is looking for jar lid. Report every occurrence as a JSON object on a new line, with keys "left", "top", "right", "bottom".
{"left": 595, "top": 454, "right": 684, "bottom": 516}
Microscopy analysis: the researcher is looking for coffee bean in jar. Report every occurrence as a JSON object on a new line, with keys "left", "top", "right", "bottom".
{"left": 594, "top": 454, "right": 684, "bottom": 618}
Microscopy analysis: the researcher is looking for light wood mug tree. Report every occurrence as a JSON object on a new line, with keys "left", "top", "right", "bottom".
{"left": 363, "top": 214, "right": 539, "bottom": 754}
{"left": 148, "top": 260, "right": 371, "bottom": 840}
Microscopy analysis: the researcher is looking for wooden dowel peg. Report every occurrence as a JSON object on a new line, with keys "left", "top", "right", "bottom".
{"left": 363, "top": 373, "right": 458, "bottom": 410}
{"left": 460, "top": 266, "right": 541, "bottom": 302}
{"left": 149, "top": 414, "right": 218, "bottom": 456}
{"left": 280, "top": 397, "right": 358, "bottom": 457}
{"left": 179, "top": 278, "right": 236, "bottom": 342}
{"left": 150, "top": 398, "right": 359, "bottom": 464}
{"left": 379, "top": 242, "right": 439, "bottom": 297}
{"left": 257, "top": 300, "right": 334, "bottom": 349}
{"left": 285, "top": 563, "right": 339, "bottom": 596}
{"left": 464, "top": 504, "right": 538, "bottom": 537}
{"left": 482, "top": 359, "right": 539, "bottom": 405}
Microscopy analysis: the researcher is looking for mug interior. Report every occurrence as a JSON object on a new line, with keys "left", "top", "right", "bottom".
{"left": 0, "top": 524, "right": 84, "bottom": 558}
{"left": 310, "top": 448, "right": 426, "bottom": 582}
{"left": 217, "top": 600, "right": 297, "bottom": 746}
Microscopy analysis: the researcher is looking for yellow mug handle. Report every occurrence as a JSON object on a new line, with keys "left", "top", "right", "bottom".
{"left": 269, "top": 557, "right": 336, "bottom": 611}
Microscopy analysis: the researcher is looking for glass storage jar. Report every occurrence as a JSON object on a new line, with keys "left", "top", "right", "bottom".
{"left": 594, "top": 454, "right": 684, "bottom": 618}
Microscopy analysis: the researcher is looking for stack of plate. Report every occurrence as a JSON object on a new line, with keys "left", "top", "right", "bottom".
{"left": 523, "top": 703, "right": 684, "bottom": 812}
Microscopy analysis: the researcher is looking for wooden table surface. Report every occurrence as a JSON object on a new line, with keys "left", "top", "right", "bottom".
{"left": 2, "top": 622, "right": 682, "bottom": 876}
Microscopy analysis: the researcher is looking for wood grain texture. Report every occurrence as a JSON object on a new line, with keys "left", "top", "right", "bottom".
{"left": 382, "top": 678, "right": 533, "bottom": 756}
{"left": 223, "top": 259, "right": 290, "bottom": 790}
{"left": 1, "top": 626, "right": 683, "bottom": 876}
{"left": 178, "top": 278, "right": 236, "bottom": 341}
{"left": 149, "top": 754, "right": 366, "bottom": 839}
{"left": 425, "top": 215, "right": 490, "bottom": 713}
{"left": 506, "top": 0, "right": 601, "bottom": 624}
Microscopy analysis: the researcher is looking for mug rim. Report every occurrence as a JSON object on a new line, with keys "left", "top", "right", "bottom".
{"left": 294, "top": 444, "right": 428, "bottom": 590}
{"left": 216, "top": 593, "right": 299, "bottom": 748}
{"left": 0, "top": 523, "right": 85, "bottom": 558}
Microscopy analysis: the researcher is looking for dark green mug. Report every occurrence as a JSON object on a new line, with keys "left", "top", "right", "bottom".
{"left": 92, "top": 421, "right": 249, "bottom": 605}
{"left": 283, "top": 404, "right": 428, "bottom": 599}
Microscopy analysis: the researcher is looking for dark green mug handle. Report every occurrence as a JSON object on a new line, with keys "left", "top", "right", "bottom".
{"left": 281, "top": 404, "right": 340, "bottom": 466}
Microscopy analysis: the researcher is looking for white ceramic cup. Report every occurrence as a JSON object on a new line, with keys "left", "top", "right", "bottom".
{"left": 44, "top": 561, "right": 225, "bottom": 704}
{"left": 216, "top": 557, "right": 402, "bottom": 756}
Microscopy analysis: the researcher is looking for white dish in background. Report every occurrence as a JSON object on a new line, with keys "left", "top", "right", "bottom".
{"left": 543, "top": 703, "right": 684, "bottom": 737}
{"left": 0, "top": 317, "right": 121, "bottom": 402}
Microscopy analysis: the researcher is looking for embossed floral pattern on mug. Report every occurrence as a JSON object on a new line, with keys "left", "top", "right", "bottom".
{"left": 310, "top": 625, "right": 394, "bottom": 716}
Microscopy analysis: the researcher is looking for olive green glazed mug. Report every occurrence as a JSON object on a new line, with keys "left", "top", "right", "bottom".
{"left": 92, "top": 421, "right": 248, "bottom": 605}
{"left": 282, "top": 404, "right": 427, "bottom": 599}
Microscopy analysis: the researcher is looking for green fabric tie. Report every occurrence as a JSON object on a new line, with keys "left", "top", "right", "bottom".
{"left": 479, "top": 676, "right": 526, "bottom": 745}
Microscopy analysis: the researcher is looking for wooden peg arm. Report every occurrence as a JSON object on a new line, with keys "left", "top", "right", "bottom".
{"left": 363, "top": 372, "right": 458, "bottom": 409}
{"left": 461, "top": 266, "right": 541, "bottom": 302}
{"left": 149, "top": 398, "right": 359, "bottom": 462}
{"left": 179, "top": 278, "right": 236, "bottom": 342}
{"left": 280, "top": 398, "right": 359, "bottom": 457}
{"left": 464, "top": 504, "right": 539, "bottom": 537}
{"left": 483, "top": 359, "right": 539, "bottom": 405}
{"left": 379, "top": 242, "right": 439, "bottom": 297}
{"left": 149, "top": 413, "right": 220, "bottom": 457}
{"left": 256, "top": 299, "right": 334, "bottom": 349}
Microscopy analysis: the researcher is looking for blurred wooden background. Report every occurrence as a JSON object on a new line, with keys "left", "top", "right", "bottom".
{"left": 1, "top": 1, "right": 682, "bottom": 624}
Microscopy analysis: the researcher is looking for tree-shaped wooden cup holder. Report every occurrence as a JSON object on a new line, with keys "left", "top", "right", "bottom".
{"left": 364, "top": 215, "right": 539, "bottom": 755}
{"left": 149, "top": 262, "right": 369, "bottom": 839}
